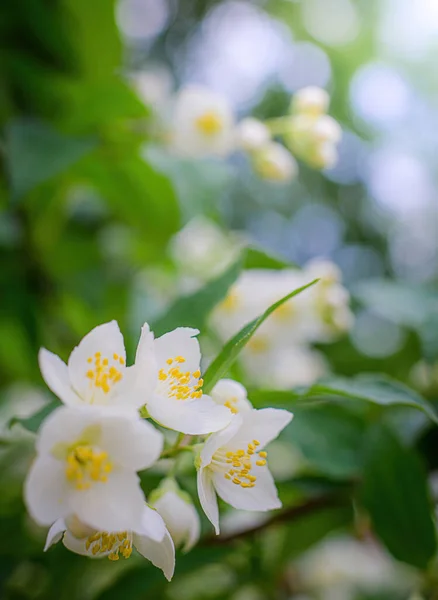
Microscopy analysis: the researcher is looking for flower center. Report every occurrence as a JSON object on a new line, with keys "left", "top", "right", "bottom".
{"left": 273, "top": 301, "right": 295, "bottom": 322}
{"left": 158, "top": 355, "right": 203, "bottom": 400}
{"left": 213, "top": 440, "right": 268, "bottom": 489}
{"left": 65, "top": 445, "right": 113, "bottom": 490}
{"left": 85, "top": 352, "right": 124, "bottom": 395}
{"left": 195, "top": 111, "right": 223, "bottom": 136}
{"left": 86, "top": 531, "right": 133, "bottom": 561}
{"left": 220, "top": 291, "right": 239, "bottom": 312}
{"left": 246, "top": 335, "right": 269, "bottom": 354}
{"left": 224, "top": 397, "right": 239, "bottom": 415}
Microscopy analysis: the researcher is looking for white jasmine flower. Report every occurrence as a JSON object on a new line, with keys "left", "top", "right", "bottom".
{"left": 312, "top": 115, "right": 342, "bottom": 145}
{"left": 211, "top": 379, "right": 253, "bottom": 415}
{"left": 197, "top": 408, "right": 293, "bottom": 534}
{"left": 142, "top": 327, "right": 233, "bottom": 435}
{"left": 45, "top": 507, "right": 175, "bottom": 580}
{"left": 170, "top": 86, "right": 235, "bottom": 157}
{"left": 291, "top": 86, "right": 330, "bottom": 117}
{"left": 150, "top": 478, "right": 200, "bottom": 552}
{"left": 252, "top": 142, "right": 298, "bottom": 182}
{"left": 25, "top": 406, "right": 163, "bottom": 531}
{"left": 236, "top": 118, "right": 271, "bottom": 152}
{"left": 284, "top": 114, "right": 342, "bottom": 170}
{"left": 38, "top": 320, "right": 156, "bottom": 410}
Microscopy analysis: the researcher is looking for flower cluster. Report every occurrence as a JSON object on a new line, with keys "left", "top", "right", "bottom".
{"left": 25, "top": 321, "right": 292, "bottom": 580}
{"left": 135, "top": 78, "right": 341, "bottom": 182}
{"left": 211, "top": 260, "right": 353, "bottom": 388}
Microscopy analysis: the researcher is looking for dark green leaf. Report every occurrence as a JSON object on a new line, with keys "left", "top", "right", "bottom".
{"left": 361, "top": 426, "right": 437, "bottom": 568}
{"left": 152, "top": 256, "right": 244, "bottom": 337}
{"left": 250, "top": 375, "right": 438, "bottom": 425}
{"left": 418, "top": 310, "right": 438, "bottom": 363}
{"left": 243, "top": 246, "right": 292, "bottom": 270}
{"left": 5, "top": 119, "right": 96, "bottom": 198}
{"left": 10, "top": 400, "right": 60, "bottom": 433}
{"left": 202, "top": 279, "right": 319, "bottom": 394}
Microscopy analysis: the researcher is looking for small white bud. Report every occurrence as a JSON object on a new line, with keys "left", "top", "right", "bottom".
{"left": 312, "top": 115, "right": 342, "bottom": 144}
{"left": 150, "top": 479, "right": 200, "bottom": 552}
{"left": 253, "top": 142, "right": 298, "bottom": 182}
{"left": 310, "top": 142, "right": 339, "bottom": 170}
{"left": 236, "top": 118, "right": 271, "bottom": 152}
{"left": 291, "top": 86, "right": 330, "bottom": 117}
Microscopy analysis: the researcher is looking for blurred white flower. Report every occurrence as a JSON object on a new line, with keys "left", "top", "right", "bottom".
{"left": 285, "top": 113, "right": 342, "bottom": 170}
{"left": 236, "top": 118, "right": 271, "bottom": 152}
{"left": 25, "top": 406, "right": 163, "bottom": 531}
{"left": 169, "top": 217, "right": 244, "bottom": 282}
{"left": 197, "top": 408, "right": 292, "bottom": 533}
{"left": 130, "top": 65, "right": 173, "bottom": 107}
{"left": 150, "top": 478, "right": 200, "bottom": 552}
{"left": 143, "top": 326, "right": 233, "bottom": 435}
{"left": 291, "top": 86, "right": 330, "bottom": 117}
{"left": 170, "top": 86, "right": 235, "bottom": 157}
{"left": 45, "top": 508, "right": 175, "bottom": 579}
{"left": 211, "top": 379, "right": 253, "bottom": 415}
{"left": 38, "top": 320, "right": 156, "bottom": 411}
{"left": 297, "top": 534, "right": 416, "bottom": 599}
{"left": 252, "top": 142, "right": 299, "bottom": 182}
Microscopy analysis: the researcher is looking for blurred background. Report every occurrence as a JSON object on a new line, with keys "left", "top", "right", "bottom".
{"left": 1, "top": 0, "right": 438, "bottom": 598}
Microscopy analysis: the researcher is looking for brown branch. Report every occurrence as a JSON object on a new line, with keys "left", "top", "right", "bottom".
{"left": 202, "top": 493, "right": 349, "bottom": 546}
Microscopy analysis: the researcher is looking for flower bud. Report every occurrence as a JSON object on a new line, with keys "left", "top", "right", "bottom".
{"left": 252, "top": 142, "right": 298, "bottom": 182}
{"left": 149, "top": 479, "right": 200, "bottom": 552}
{"left": 291, "top": 86, "right": 330, "bottom": 117}
{"left": 236, "top": 118, "right": 271, "bottom": 152}
{"left": 312, "top": 115, "right": 342, "bottom": 145}
{"left": 309, "top": 142, "right": 338, "bottom": 170}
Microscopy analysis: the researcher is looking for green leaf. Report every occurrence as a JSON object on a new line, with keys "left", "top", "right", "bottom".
{"left": 5, "top": 119, "right": 96, "bottom": 198}
{"left": 250, "top": 374, "right": 438, "bottom": 425}
{"left": 152, "top": 256, "right": 244, "bottom": 337}
{"left": 202, "top": 279, "right": 319, "bottom": 394}
{"left": 284, "top": 404, "right": 367, "bottom": 478}
{"left": 418, "top": 310, "right": 438, "bottom": 363}
{"left": 9, "top": 400, "right": 60, "bottom": 434}
{"left": 361, "top": 426, "right": 437, "bottom": 568}
{"left": 243, "top": 246, "right": 293, "bottom": 270}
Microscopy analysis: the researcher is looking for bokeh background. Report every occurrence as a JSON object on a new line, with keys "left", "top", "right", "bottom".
{"left": 2, "top": 0, "right": 438, "bottom": 599}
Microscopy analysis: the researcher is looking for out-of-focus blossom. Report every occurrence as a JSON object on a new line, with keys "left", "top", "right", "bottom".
{"left": 290, "top": 86, "right": 330, "bottom": 117}
{"left": 297, "top": 534, "right": 417, "bottom": 600}
{"left": 130, "top": 65, "right": 173, "bottom": 107}
{"left": 170, "top": 86, "right": 235, "bottom": 157}
{"left": 150, "top": 478, "right": 200, "bottom": 552}
{"left": 236, "top": 118, "right": 271, "bottom": 152}
{"left": 45, "top": 508, "right": 175, "bottom": 579}
{"left": 252, "top": 142, "right": 299, "bottom": 182}
{"left": 197, "top": 408, "right": 292, "bottom": 534}
{"left": 169, "top": 217, "right": 244, "bottom": 283}
{"left": 284, "top": 114, "right": 342, "bottom": 170}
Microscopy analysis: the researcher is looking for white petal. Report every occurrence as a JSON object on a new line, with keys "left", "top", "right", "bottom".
{"left": 36, "top": 406, "right": 102, "bottom": 455}
{"left": 228, "top": 408, "right": 293, "bottom": 450}
{"left": 153, "top": 492, "right": 200, "bottom": 552}
{"left": 200, "top": 415, "right": 243, "bottom": 467}
{"left": 44, "top": 519, "right": 66, "bottom": 551}
{"left": 38, "top": 349, "right": 81, "bottom": 406}
{"left": 68, "top": 321, "right": 126, "bottom": 404}
{"left": 62, "top": 531, "right": 96, "bottom": 557}
{"left": 211, "top": 379, "right": 253, "bottom": 414}
{"left": 213, "top": 464, "right": 281, "bottom": 512}
{"left": 135, "top": 505, "right": 166, "bottom": 542}
{"left": 111, "top": 323, "right": 158, "bottom": 409}
{"left": 197, "top": 467, "right": 219, "bottom": 534}
{"left": 147, "top": 393, "right": 232, "bottom": 435}
{"left": 134, "top": 529, "right": 175, "bottom": 581}
{"left": 154, "top": 327, "right": 200, "bottom": 373}
{"left": 70, "top": 469, "right": 146, "bottom": 532}
{"left": 100, "top": 414, "right": 163, "bottom": 471}
{"left": 25, "top": 456, "right": 69, "bottom": 525}
{"left": 184, "top": 502, "right": 201, "bottom": 552}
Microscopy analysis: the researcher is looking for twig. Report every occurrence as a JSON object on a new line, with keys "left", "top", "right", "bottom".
{"left": 202, "top": 493, "right": 349, "bottom": 545}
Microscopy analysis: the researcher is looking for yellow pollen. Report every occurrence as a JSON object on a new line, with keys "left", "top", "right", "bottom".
{"left": 85, "top": 352, "right": 124, "bottom": 395}
{"left": 247, "top": 335, "right": 269, "bottom": 354}
{"left": 224, "top": 400, "right": 238, "bottom": 414}
{"left": 273, "top": 301, "right": 295, "bottom": 322}
{"left": 65, "top": 445, "right": 113, "bottom": 490}
{"left": 219, "top": 440, "right": 268, "bottom": 489}
{"left": 195, "top": 111, "right": 223, "bottom": 135}
{"left": 160, "top": 356, "right": 203, "bottom": 401}
{"left": 220, "top": 292, "right": 239, "bottom": 312}
{"left": 86, "top": 531, "right": 132, "bottom": 561}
